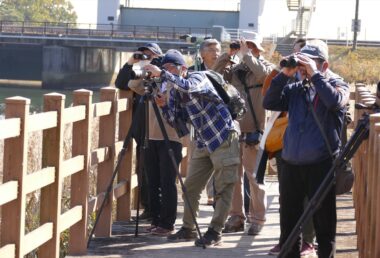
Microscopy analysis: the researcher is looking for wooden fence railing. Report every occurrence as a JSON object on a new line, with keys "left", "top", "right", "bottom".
{"left": 352, "top": 83, "right": 380, "bottom": 258}
{"left": 0, "top": 88, "right": 135, "bottom": 257}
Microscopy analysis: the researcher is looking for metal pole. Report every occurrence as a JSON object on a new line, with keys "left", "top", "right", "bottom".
{"left": 352, "top": 0, "right": 360, "bottom": 51}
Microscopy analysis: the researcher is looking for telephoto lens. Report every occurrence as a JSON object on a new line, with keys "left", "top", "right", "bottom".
{"left": 279, "top": 56, "right": 299, "bottom": 68}
{"left": 133, "top": 53, "right": 149, "bottom": 60}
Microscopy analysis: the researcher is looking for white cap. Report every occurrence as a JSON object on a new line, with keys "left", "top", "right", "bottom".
{"left": 241, "top": 31, "right": 265, "bottom": 52}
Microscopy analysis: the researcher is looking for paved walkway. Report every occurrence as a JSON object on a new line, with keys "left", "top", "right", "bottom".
{"left": 68, "top": 176, "right": 358, "bottom": 258}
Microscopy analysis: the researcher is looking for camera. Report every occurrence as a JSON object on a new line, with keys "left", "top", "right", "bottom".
{"left": 130, "top": 57, "right": 163, "bottom": 80}
{"left": 280, "top": 55, "right": 300, "bottom": 68}
{"left": 230, "top": 42, "right": 241, "bottom": 50}
{"left": 130, "top": 69, "right": 151, "bottom": 80}
{"left": 133, "top": 53, "right": 150, "bottom": 60}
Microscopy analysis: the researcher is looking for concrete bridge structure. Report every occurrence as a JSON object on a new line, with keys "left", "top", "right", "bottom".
{"left": 0, "top": 21, "right": 208, "bottom": 89}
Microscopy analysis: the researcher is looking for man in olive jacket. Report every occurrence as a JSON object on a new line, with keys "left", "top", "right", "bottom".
{"left": 213, "top": 31, "right": 274, "bottom": 235}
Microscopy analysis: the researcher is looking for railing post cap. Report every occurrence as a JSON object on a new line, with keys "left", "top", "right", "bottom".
{"left": 44, "top": 92, "right": 66, "bottom": 100}
{"left": 5, "top": 96, "right": 31, "bottom": 104}
{"left": 74, "top": 89, "right": 93, "bottom": 96}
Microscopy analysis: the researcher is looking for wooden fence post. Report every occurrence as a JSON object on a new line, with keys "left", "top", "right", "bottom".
{"left": 116, "top": 90, "right": 133, "bottom": 221}
{"left": 374, "top": 124, "right": 380, "bottom": 258}
{"left": 69, "top": 90, "right": 93, "bottom": 254}
{"left": 368, "top": 115, "right": 380, "bottom": 257}
{"left": 95, "top": 87, "right": 118, "bottom": 236}
{"left": 39, "top": 93, "right": 65, "bottom": 258}
{"left": 1, "top": 97, "right": 30, "bottom": 257}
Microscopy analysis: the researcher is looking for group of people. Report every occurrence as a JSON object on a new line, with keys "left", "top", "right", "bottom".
{"left": 115, "top": 32, "right": 349, "bottom": 258}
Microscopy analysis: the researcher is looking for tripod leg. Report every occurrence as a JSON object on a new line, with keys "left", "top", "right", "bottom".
{"left": 87, "top": 95, "right": 146, "bottom": 247}
{"left": 279, "top": 114, "right": 370, "bottom": 257}
{"left": 150, "top": 98, "right": 206, "bottom": 248}
{"left": 134, "top": 95, "right": 150, "bottom": 237}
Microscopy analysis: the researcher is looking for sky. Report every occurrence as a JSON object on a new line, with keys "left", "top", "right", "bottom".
{"left": 69, "top": 0, "right": 380, "bottom": 40}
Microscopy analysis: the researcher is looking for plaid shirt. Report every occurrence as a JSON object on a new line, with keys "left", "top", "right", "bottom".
{"left": 160, "top": 71, "right": 236, "bottom": 152}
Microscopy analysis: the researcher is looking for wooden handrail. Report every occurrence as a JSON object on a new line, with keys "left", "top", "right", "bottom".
{"left": 0, "top": 88, "right": 134, "bottom": 257}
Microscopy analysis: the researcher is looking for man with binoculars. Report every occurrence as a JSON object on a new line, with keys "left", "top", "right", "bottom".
{"left": 115, "top": 43, "right": 183, "bottom": 236}
{"left": 213, "top": 31, "right": 274, "bottom": 236}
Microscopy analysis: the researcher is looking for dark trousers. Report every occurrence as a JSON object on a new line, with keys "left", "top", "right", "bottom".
{"left": 279, "top": 158, "right": 336, "bottom": 258}
{"left": 145, "top": 140, "right": 182, "bottom": 230}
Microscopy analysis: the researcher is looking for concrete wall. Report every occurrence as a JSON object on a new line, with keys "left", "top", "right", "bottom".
{"left": 239, "top": 0, "right": 265, "bottom": 32}
{"left": 42, "top": 46, "right": 116, "bottom": 89}
{"left": 0, "top": 44, "right": 43, "bottom": 80}
{"left": 97, "top": 0, "right": 120, "bottom": 25}
{"left": 120, "top": 7, "right": 239, "bottom": 29}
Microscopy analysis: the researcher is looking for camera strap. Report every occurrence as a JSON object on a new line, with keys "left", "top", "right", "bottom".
{"left": 305, "top": 84, "right": 346, "bottom": 159}
{"left": 236, "top": 69, "right": 260, "bottom": 131}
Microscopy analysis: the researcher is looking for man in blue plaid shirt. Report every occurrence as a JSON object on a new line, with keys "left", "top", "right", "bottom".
{"left": 145, "top": 49, "right": 240, "bottom": 247}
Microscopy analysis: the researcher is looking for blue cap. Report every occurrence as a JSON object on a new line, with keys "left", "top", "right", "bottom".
{"left": 138, "top": 43, "right": 163, "bottom": 56}
{"left": 300, "top": 44, "right": 328, "bottom": 61}
{"left": 162, "top": 49, "right": 187, "bottom": 66}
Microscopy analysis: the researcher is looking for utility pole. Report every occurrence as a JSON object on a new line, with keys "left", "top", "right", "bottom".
{"left": 352, "top": 0, "right": 360, "bottom": 51}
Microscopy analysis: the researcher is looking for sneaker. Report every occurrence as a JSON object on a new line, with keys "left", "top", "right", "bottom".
{"left": 300, "top": 241, "right": 315, "bottom": 256}
{"left": 146, "top": 224, "right": 157, "bottom": 233}
{"left": 247, "top": 223, "right": 263, "bottom": 235}
{"left": 151, "top": 226, "right": 174, "bottom": 236}
{"left": 222, "top": 215, "right": 245, "bottom": 233}
{"left": 138, "top": 210, "right": 152, "bottom": 221}
{"left": 194, "top": 228, "right": 222, "bottom": 247}
{"left": 167, "top": 227, "right": 197, "bottom": 242}
{"left": 268, "top": 243, "right": 281, "bottom": 255}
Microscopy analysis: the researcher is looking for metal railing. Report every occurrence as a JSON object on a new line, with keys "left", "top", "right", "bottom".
{"left": 0, "top": 21, "right": 212, "bottom": 41}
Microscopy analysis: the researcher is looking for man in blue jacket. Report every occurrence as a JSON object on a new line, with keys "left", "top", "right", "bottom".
{"left": 263, "top": 40, "right": 349, "bottom": 258}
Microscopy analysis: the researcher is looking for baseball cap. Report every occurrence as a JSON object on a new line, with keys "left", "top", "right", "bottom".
{"left": 138, "top": 43, "right": 163, "bottom": 56}
{"left": 162, "top": 49, "right": 187, "bottom": 66}
{"left": 241, "top": 31, "right": 265, "bottom": 52}
{"left": 300, "top": 41, "right": 329, "bottom": 61}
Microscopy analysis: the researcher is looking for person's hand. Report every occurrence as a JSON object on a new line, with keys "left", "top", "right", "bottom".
{"left": 155, "top": 92, "right": 167, "bottom": 107}
{"left": 295, "top": 54, "right": 320, "bottom": 77}
{"left": 239, "top": 38, "right": 250, "bottom": 56}
{"left": 143, "top": 64, "right": 162, "bottom": 77}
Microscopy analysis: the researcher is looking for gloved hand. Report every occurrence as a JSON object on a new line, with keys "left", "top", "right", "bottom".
{"left": 245, "top": 130, "right": 263, "bottom": 146}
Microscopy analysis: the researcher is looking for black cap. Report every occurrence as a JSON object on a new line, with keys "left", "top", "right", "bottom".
{"left": 137, "top": 43, "right": 163, "bottom": 56}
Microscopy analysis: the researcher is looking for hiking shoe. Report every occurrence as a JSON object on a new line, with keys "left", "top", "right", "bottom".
{"left": 138, "top": 210, "right": 152, "bottom": 221}
{"left": 268, "top": 243, "right": 281, "bottom": 255}
{"left": 300, "top": 241, "right": 316, "bottom": 256}
{"left": 222, "top": 215, "right": 245, "bottom": 233}
{"left": 167, "top": 227, "right": 197, "bottom": 242}
{"left": 247, "top": 223, "right": 263, "bottom": 235}
{"left": 151, "top": 226, "right": 174, "bottom": 236}
{"left": 194, "top": 228, "right": 222, "bottom": 247}
{"left": 146, "top": 224, "right": 157, "bottom": 233}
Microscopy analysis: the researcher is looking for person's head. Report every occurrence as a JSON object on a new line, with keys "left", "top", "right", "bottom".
{"left": 137, "top": 42, "right": 163, "bottom": 60}
{"left": 293, "top": 38, "right": 306, "bottom": 53}
{"left": 241, "top": 31, "right": 265, "bottom": 56}
{"left": 161, "top": 49, "right": 187, "bottom": 77}
{"left": 298, "top": 39, "right": 329, "bottom": 80}
{"left": 199, "top": 38, "right": 221, "bottom": 68}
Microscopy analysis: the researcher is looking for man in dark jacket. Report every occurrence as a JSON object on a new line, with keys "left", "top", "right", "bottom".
{"left": 115, "top": 43, "right": 163, "bottom": 221}
{"left": 263, "top": 40, "right": 349, "bottom": 258}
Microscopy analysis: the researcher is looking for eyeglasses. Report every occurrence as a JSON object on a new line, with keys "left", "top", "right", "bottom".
{"left": 162, "top": 63, "right": 180, "bottom": 70}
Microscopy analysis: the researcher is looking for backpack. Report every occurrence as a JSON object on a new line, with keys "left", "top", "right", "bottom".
{"left": 204, "top": 70, "right": 246, "bottom": 120}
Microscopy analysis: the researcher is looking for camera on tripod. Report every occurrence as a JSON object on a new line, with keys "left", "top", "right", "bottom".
{"left": 280, "top": 55, "right": 300, "bottom": 68}
{"left": 130, "top": 57, "right": 163, "bottom": 80}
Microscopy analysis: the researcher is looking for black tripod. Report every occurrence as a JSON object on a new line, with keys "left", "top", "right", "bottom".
{"left": 278, "top": 112, "right": 370, "bottom": 257}
{"left": 88, "top": 79, "right": 205, "bottom": 248}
